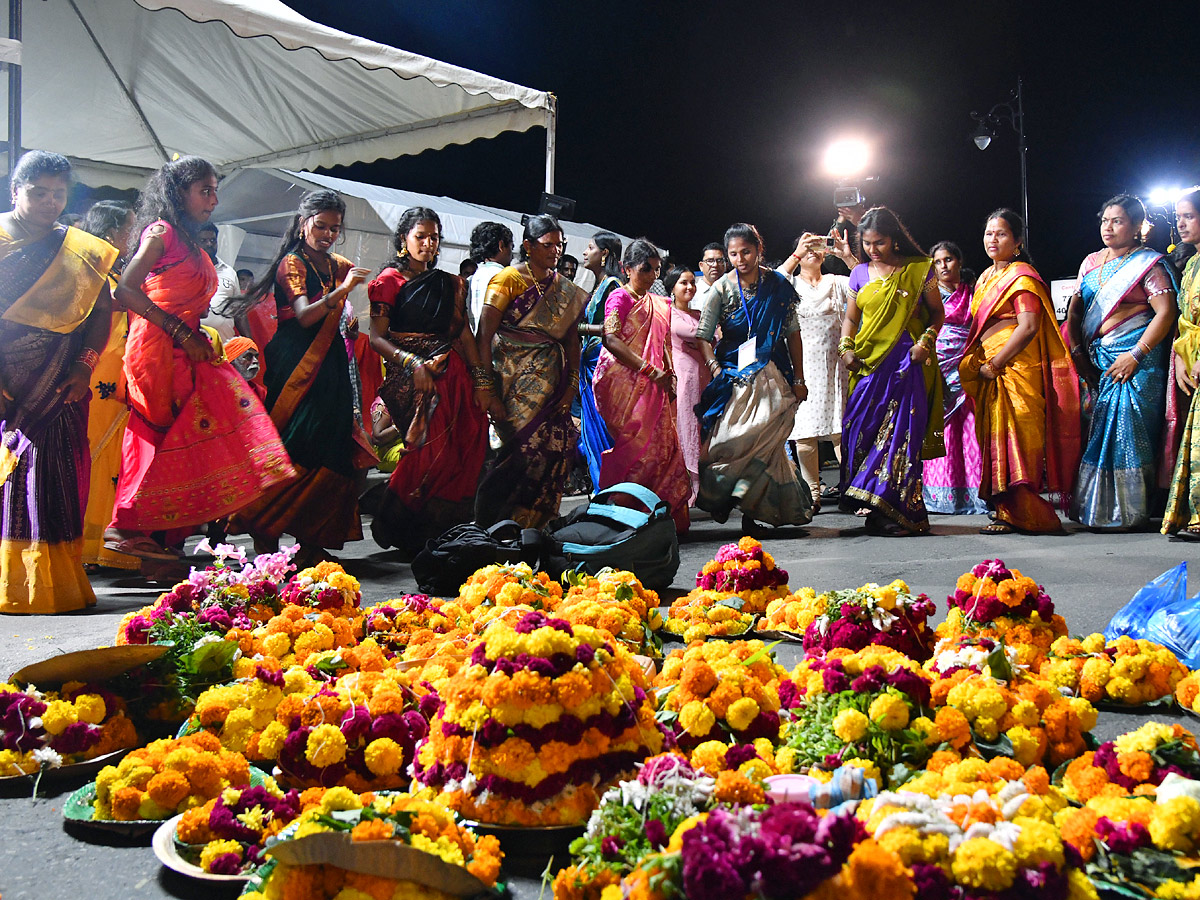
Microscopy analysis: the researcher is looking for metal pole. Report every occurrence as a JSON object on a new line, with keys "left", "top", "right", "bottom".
{"left": 1016, "top": 77, "right": 1028, "bottom": 253}
{"left": 544, "top": 94, "right": 557, "bottom": 195}
{"left": 8, "top": 0, "right": 19, "bottom": 172}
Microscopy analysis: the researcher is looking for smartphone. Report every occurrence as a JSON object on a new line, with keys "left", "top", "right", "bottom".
{"left": 834, "top": 186, "right": 864, "bottom": 208}
{"left": 825, "top": 236, "right": 836, "bottom": 251}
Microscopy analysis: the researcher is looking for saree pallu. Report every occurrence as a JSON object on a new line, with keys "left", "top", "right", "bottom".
{"left": 923, "top": 284, "right": 986, "bottom": 514}
{"left": 1163, "top": 254, "right": 1200, "bottom": 534}
{"left": 840, "top": 259, "right": 943, "bottom": 532}
{"left": 115, "top": 224, "right": 292, "bottom": 539}
{"left": 696, "top": 270, "right": 813, "bottom": 526}
{"left": 670, "top": 304, "right": 708, "bottom": 503}
{"left": 594, "top": 290, "right": 690, "bottom": 532}
{"left": 81, "top": 304, "right": 137, "bottom": 568}
{"left": 475, "top": 268, "right": 588, "bottom": 529}
{"left": 577, "top": 276, "right": 619, "bottom": 488}
{"left": 961, "top": 263, "right": 1080, "bottom": 533}
{"left": 371, "top": 269, "right": 487, "bottom": 553}
{"left": 0, "top": 225, "right": 117, "bottom": 613}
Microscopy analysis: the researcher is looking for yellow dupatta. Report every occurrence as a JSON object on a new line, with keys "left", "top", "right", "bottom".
{"left": 0, "top": 225, "right": 117, "bottom": 332}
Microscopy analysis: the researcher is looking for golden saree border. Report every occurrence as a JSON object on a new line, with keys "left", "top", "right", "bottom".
{"left": 269, "top": 300, "right": 344, "bottom": 430}
{"left": 0, "top": 226, "right": 117, "bottom": 333}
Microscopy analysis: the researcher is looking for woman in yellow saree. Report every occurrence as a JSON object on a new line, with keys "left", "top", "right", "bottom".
{"left": 1163, "top": 189, "right": 1200, "bottom": 539}
{"left": 960, "top": 209, "right": 1081, "bottom": 534}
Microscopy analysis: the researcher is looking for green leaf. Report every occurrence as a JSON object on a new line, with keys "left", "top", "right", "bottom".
{"left": 985, "top": 640, "right": 1014, "bottom": 681}
{"left": 973, "top": 730, "right": 1015, "bottom": 760}
{"left": 615, "top": 583, "right": 634, "bottom": 602}
{"left": 716, "top": 596, "right": 745, "bottom": 611}
{"left": 312, "top": 653, "right": 350, "bottom": 675}
{"left": 740, "top": 640, "right": 782, "bottom": 667}
{"left": 180, "top": 639, "right": 237, "bottom": 676}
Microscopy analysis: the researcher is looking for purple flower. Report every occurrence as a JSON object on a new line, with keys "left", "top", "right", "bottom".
{"left": 639, "top": 753, "right": 694, "bottom": 786}
{"left": 575, "top": 643, "right": 595, "bottom": 665}
{"left": 50, "top": 722, "right": 101, "bottom": 756}
{"left": 821, "top": 666, "right": 851, "bottom": 695}
{"left": 255, "top": 666, "right": 284, "bottom": 687}
{"left": 600, "top": 835, "right": 624, "bottom": 859}
{"left": 910, "top": 863, "right": 952, "bottom": 900}
{"left": 850, "top": 666, "right": 885, "bottom": 693}
{"left": 725, "top": 744, "right": 759, "bottom": 768}
{"left": 340, "top": 705, "right": 372, "bottom": 742}
{"left": 207, "top": 853, "right": 243, "bottom": 875}
{"left": 645, "top": 818, "right": 668, "bottom": 848}
{"left": 1097, "top": 817, "right": 1150, "bottom": 854}
{"left": 778, "top": 678, "right": 800, "bottom": 709}
{"left": 122, "top": 615, "right": 152, "bottom": 644}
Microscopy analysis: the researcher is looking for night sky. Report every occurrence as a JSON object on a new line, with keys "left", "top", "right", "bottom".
{"left": 282, "top": 1, "right": 1199, "bottom": 281}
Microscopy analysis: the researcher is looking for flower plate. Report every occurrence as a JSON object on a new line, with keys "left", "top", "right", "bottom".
{"left": 153, "top": 814, "right": 250, "bottom": 882}
{"left": 63, "top": 766, "right": 271, "bottom": 835}
{"left": 747, "top": 627, "right": 805, "bottom": 643}
{"left": 659, "top": 615, "right": 759, "bottom": 642}
{"left": 0, "top": 747, "right": 130, "bottom": 785}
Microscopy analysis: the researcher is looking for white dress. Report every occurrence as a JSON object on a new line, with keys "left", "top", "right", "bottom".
{"left": 786, "top": 273, "right": 849, "bottom": 440}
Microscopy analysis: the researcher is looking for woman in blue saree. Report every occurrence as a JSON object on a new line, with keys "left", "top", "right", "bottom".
{"left": 1065, "top": 194, "right": 1177, "bottom": 530}
{"left": 695, "top": 223, "right": 813, "bottom": 529}
{"left": 575, "top": 232, "right": 622, "bottom": 489}
{"left": 838, "top": 207, "right": 945, "bottom": 536}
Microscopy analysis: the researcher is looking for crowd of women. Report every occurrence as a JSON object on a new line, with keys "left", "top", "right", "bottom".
{"left": 3, "top": 147, "right": 1200, "bottom": 616}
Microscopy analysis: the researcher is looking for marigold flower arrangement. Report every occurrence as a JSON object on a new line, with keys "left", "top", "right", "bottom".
{"left": 1178, "top": 671, "right": 1200, "bottom": 715}
{"left": 938, "top": 559, "right": 1067, "bottom": 669}
{"left": 0, "top": 681, "right": 139, "bottom": 776}
{"left": 557, "top": 568, "right": 664, "bottom": 655}
{"left": 279, "top": 561, "right": 362, "bottom": 615}
{"left": 623, "top": 802, "right": 909, "bottom": 900}
{"left": 654, "top": 640, "right": 788, "bottom": 747}
{"left": 457, "top": 561, "right": 564, "bottom": 612}
{"left": 1039, "top": 634, "right": 1187, "bottom": 706}
{"left": 898, "top": 756, "right": 1070, "bottom": 818}
{"left": 240, "top": 786, "right": 503, "bottom": 899}
{"left": 412, "top": 610, "right": 663, "bottom": 826}
{"left": 552, "top": 754, "right": 719, "bottom": 900}
{"left": 1059, "top": 723, "right": 1200, "bottom": 803}
{"left": 173, "top": 780, "right": 300, "bottom": 874}
{"left": 783, "top": 647, "right": 941, "bottom": 787}
{"left": 925, "top": 633, "right": 1022, "bottom": 678}
{"left": 92, "top": 731, "right": 252, "bottom": 821}
{"left": 225, "top": 605, "right": 366, "bottom": 669}
{"left": 929, "top": 668, "right": 1097, "bottom": 770}
{"left": 361, "top": 594, "right": 473, "bottom": 656}
{"left": 694, "top": 536, "right": 790, "bottom": 614}
{"left": 857, "top": 776, "right": 1091, "bottom": 899}
{"left": 662, "top": 589, "right": 757, "bottom": 641}
{"left": 800, "top": 579, "right": 937, "bottom": 662}
{"left": 762, "top": 586, "right": 825, "bottom": 634}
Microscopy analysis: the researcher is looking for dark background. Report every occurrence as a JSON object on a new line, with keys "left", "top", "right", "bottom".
{"left": 280, "top": 0, "right": 1199, "bottom": 280}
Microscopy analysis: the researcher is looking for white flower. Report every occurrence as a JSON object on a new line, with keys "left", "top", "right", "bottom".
{"left": 193, "top": 634, "right": 223, "bottom": 650}
{"left": 27, "top": 717, "right": 43, "bottom": 730}
{"left": 870, "top": 607, "right": 897, "bottom": 631}
{"left": 32, "top": 747, "right": 62, "bottom": 769}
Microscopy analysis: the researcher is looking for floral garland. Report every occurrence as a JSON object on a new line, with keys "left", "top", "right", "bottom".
{"left": 557, "top": 568, "right": 664, "bottom": 655}
{"left": 174, "top": 780, "right": 300, "bottom": 874}
{"left": 1039, "top": 634, "right": 1187, "bottom": 706}
{"left": 1060, "top": 723, "right": 1200, "bottom": 803}
{"left": 412, "top": 611, "right": 663, "bottom": 825}
{"left": 783, "top": 647, "right": 943, "bottom": 787}
{"left": 280, "top": 561, "right": 362, "bottom": 615}
{"left": 362, "top": 594, "right": 473, "bottom": 657}
{"left": 225, "top": 605, "right": 366, "bottom": 669}
{"left": 926, "top": 634, "right": 1022, "bottom": 679}
{"left": 93, "top": 731, "right": 252, "bottom": 821}
{"left": 799, "top": 579, "right": 937, "bottom": 661}
{"left": 663, "top": 589, "right": 757, "bottom": 641}
{"left": 457, "top": 561, "right": 564, "bottom": 611}
{"left": 654, "top": 641, "right": 788, "bottom": 747}
{"left": 694, "top": 536, "right": 790, "bottom": 614}
{"left": 0, "top": 681, "right": 138, "bottom": 776}
{"left": 929, "top": 668, "right": 1096, "bottom": 770}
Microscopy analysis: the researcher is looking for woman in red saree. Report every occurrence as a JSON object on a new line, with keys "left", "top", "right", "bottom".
{"left": 229, "top": 190, "right": 372, "bottom": 565}
{"left": 106, "top": 157, "right": 293, "bottom": 560}
{"left": 960, "top": 209, "right": 1081, "bottom": 534}
{"left": 593, "top": 238, "right": 690, "bottom": 532}
{"left": 366, "top": 207, "right": 489, "bottom": 555}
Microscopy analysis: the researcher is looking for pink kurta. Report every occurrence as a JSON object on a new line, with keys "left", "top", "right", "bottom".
{"left": 594, "top": 289, "right": 690, "bottom": 531}
{"left": 669, "top": 303, "right": 709, "bottom": 503}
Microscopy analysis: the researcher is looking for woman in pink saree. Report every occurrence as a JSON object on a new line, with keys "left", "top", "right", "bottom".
{"left": 593, "top": 239, "right": 690, "bottom": 532}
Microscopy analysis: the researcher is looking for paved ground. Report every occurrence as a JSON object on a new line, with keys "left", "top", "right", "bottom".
{"left": 1, "top": 505, "right": 1197, "bottom": 899}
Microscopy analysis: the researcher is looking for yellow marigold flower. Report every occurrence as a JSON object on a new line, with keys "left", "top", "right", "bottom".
{"left": 199, "top": 839, "right": 243, "bottom": 872}
{"left": 911, "top": 716, "right": 940, "bottom": 746}
{"left": 679, "top": 701, "right": 716, "bottom": 736}
{"left": 1068, "top": 867, "right": 1101, "bottom": 900}
{"left": 1012, "top": 700, "right": 1040, "bottom": 729}
{"left": 1151, "top": 796, "right": 1200, "bottom": 853}
{"left": 868, "top": 694, "right": 909, "bottom": 732}
{"left": 364, "top": 738, "right": 403, "bottom": 777}
{"left": 600, "top": 886, "right": 624, "bottom": 900}
{"left": 1012, "top": 817, "right": 1064, "bottom": 869}
{"left": 951, "top": 837, "right": 1017, "bottom": 891}
{"left": 833, "top": 709, "right": 870, "bottom": 743}
{"left": 972, "top": 688, "right": 1008, "bottom": 721}
{"left": 306, "top": 724, "right": 347, "bottom": 768}
{"left": 1008, "top": 725, "right": 1041, "bottom": 768}
{"left": 318, "top": 786, "right": 362, "bottom": 814}
{"left": 974, "top": 716, "right": 1000, "bottom": 743}
{"left": 73, "top": 694, "right": 107, "bottom": 725}
{"left": 726, "top": 697, "right": 760, "bottom": 731}
{"left": 256, "top": 721, "right": 288, "bottom": 760}
{"left": 1155, "top": 877, "right": 1200, "bottom": 900}
{"left": 40, "top": 700, "right": 78, "bottom": 736}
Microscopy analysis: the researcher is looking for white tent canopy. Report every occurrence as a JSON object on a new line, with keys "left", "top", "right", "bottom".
{"left": 214, "top": 168, "right": 635, "bottom": 308}
{"left": 21, "top": 0, "right": 557, "bottom": 187}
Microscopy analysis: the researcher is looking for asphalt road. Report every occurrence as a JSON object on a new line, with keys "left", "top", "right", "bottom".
{"left": 1, "top": 506, "right": 1197, "bottom": 900}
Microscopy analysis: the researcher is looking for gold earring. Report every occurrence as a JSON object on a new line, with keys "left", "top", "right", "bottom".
{"left": 399, "top": 247, "right": 408, "bottom": 258}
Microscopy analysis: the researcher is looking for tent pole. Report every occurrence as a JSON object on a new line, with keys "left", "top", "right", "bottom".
{"left": 7, "top": 0, "right": 19, "bottom": 171}
{"left": 544, "top": 94, "right": 556, "bottom": 194}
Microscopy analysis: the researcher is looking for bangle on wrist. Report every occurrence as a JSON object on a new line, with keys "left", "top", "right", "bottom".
{"left": 77, "top": 347, "right": 100, "bottom": 372}
{"left": 1129, "top": 344, "right": 1147, "bottom": 364}
{"left": 638, "top": 360, "right": 654, "bottom": 376}
{"left": 789, "top": 252, "right": 803, "bottom": 261}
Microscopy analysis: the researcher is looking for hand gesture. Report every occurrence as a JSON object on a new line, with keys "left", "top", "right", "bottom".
{"left": 342, "top": 266, "right": 371, "bottom": 292}
{"left": 840, "top": 350, "right": 861, "bottom": 372}
{"left": 829, "top": 226, "right": 852, "bottom": 259}
{"left": 794, "top": 233, "right": 824, "bottom": 257}
{"left": 909, "top": 343, "right": 930, "bottom": 365}
{"left": 56, "top": 362, "right": 92, "bottom": 403}
{"left": 183, "top": 329, "right": 216, "bottom": 363}
{"left": 345, "top": 315, "right": 360, "bottom": 340}
{"left": 1177, "top": 354, "right": 1197, "bottom": 396}
{"left": 792, "top": 383, "right": 809, "bottom": 403}
{"left": 1104, "top": 352, "right": 1140, "bottom": 385}
{"left": 412, "top": 361, "right": 434, "bottom": 392}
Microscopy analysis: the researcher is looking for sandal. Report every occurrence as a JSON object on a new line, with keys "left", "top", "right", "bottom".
{"left": 980, "top": 522, "right": 1015, "bottom": 535}
{"left": 1175, "top": 526, "right": 1200, "bottom": 542}
{"left": 103, "top": 535, "right": 178, "bottom": 560}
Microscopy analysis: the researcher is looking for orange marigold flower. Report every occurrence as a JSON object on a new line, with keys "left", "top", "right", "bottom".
{"left": 350, "top": 819, "right": 395, "bottom": 842}
{"left": 713, "top": 770, "right": 766, "bottom": 804}
{"left": 146, "top": 770, "right": 190, "bottom": 809}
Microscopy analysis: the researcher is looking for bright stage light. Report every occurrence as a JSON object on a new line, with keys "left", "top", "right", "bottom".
{"left": 1148, "top": 187, "right": 1179, "bottom": 207}
{"left": 823, "top": 139, "right": 870, "bottom": 178}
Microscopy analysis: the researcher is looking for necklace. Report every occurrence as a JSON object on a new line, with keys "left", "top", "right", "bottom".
{"left": 302, "top": 248, "right": 336, "bottom": 298}
{"left": 1098, "top": 246, "right": 1136, "bottom": 288}
{"left": 526, "top": 264, "right": 553, "bottom": 299}
{"left": 624, "top": 282, "right": 648, "bottom": 300}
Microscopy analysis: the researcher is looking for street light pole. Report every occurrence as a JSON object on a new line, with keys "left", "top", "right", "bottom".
{"left": 971, "top": 77, "right": 1029, "bottom": 253}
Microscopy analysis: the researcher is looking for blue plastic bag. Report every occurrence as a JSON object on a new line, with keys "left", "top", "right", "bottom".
{"left": 1146, "top": 577, "right": 1200, "bottom": 669}
{"left": 1104, "top": 562, "right": 1187, "bottom": 642}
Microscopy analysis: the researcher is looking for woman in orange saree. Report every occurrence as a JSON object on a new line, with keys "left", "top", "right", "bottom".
{"left": 0, "top": 151, "right": 118, "bottom": 613}
{"left": 960, "top": 209, "right": 1081, "bottom": 534}
{"left": 108, "top": 157, "right": 294, "bottom": 560}
{"left": 593, "top": 239, "right": 690, "bottom": 532}
{"left": 229, "top": 190, "right": 372, "bottom": 565}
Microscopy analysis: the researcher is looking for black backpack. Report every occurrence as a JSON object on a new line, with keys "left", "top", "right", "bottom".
{"left": 411, "top": 520, "right": 543, "bottom": 597}
{"left": 543, "top": 483, "right": 680, "bottom": 590}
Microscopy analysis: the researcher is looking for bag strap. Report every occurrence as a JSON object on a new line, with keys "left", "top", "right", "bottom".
{"left": 590, "top": 482, "right": 669, "bottom": 517}
{"left": 582, "top": 503, "right": 650, "bottom": 530}
{"left": 485, "top": 520, "right": 525, "bottom": 541}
